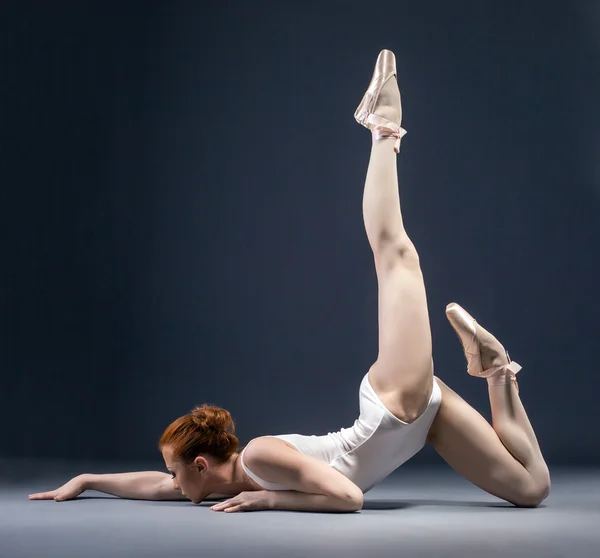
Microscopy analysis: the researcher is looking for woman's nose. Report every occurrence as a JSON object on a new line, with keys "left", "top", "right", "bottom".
{"left": 173, "top": 479, "right": 180, "bottom": 490}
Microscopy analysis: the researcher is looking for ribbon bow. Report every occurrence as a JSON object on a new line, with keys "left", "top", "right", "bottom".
{"left": 367, "top": 114, "right": 407, "bottom": 153}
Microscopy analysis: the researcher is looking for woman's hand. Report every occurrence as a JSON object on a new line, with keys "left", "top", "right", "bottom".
{"left": 210, "top": 490, "right": 272, "bottom": 513}
{"left": 28, "top": 474, "right": 89, "bottom": 502}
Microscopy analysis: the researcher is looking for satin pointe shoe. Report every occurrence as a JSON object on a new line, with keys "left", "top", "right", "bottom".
{"left": 354, "top": 49, "right": 406, "bottom": 153}
{"left": 445, "top": 303, "right": 522, "bottom": 389}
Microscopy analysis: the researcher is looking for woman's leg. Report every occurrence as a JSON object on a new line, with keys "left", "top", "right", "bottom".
{"left": 362, "top": 73, "right": 434, "bottom": 423}
{"left": 487, "top": 379, "right": 548, "bottom": 472}
{"left": 428, "top": 318, "right": 550, "bottom": 506}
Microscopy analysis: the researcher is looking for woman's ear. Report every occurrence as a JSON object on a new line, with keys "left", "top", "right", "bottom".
{"left": 193, "top": 455, "right": 208, "bottom": 473}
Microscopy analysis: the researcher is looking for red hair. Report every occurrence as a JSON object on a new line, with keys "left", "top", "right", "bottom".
{"left": 159, "top": 404, "right": 239, "bottom": 463}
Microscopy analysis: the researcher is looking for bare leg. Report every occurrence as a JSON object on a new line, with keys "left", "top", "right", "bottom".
{"left": 363, "top": 75, "right": 434, "bottom": 422}
{"left": 488, "top": 382, "right": 546, "bottom": 467}
{"left": 429, "top": 378, "right": 550, "bottom": 507}
{"left": 480, "top": 327, "right": 549, "bottom": 482}
{"left": 429, "top": 321, "right": 550, "bottom": 506}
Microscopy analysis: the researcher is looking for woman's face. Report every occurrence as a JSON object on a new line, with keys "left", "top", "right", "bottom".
{"left": 162, "top": 445, "right": 207, "bottom": 504}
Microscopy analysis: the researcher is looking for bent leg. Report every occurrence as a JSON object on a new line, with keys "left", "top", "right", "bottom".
{"left": 428, "top": 377, "right": 550, "bottom": 507}
{"left": 362, "top": 76, "right": 433, "bottom": 422}
{"left": 488, "top": 378, "right": 547, "bottom": 472}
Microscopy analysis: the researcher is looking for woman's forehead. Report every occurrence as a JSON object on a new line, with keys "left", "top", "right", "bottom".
{"left": 161, "top": 446, "right": 177, "bottom": 462}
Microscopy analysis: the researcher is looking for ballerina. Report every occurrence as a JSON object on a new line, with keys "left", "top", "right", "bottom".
{"left": 29, "top": 50, "right": 550, "bottom": 512}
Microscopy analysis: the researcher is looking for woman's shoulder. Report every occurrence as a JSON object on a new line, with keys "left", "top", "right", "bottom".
{"left": 242, "top": 436, "right": 299, "bottom": 466}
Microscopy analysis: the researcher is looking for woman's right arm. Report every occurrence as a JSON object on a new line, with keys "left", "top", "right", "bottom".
{"left": 28, "top": 472, "right": 187, "bottom": 502}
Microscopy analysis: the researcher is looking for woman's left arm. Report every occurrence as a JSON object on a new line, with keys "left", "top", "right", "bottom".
{"left": 211, "top": 488, "right": 361, "bottom": 513}
{"left": 212, "top": 438, "right": 364, "bottom": 513}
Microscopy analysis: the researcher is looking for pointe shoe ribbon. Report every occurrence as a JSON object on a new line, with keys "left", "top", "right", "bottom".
{"left": 474, "top": 355, "right": 522, "bottom": 379}
{"left": 446, "top": 303, "right": 522, "bottom": 389}
{"left": 476, "top": 354, "right": 522, "bottom": 391}
{"left": 367, "top": 114, "right": 407, "bottom": 154}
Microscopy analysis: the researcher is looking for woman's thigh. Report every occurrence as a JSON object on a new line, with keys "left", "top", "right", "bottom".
{"left": 369, "top": 254, "right": 434, "bottom": 422}
{"left": 427, "top": 377, "right": 544, "bottom": 507}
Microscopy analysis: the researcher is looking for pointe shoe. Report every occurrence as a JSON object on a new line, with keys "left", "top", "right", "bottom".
{"left": 354, "top": 49, "right": 406, "bottom": 153}
{"left": 445, "top": 303, "right": 522, "bottom": 389}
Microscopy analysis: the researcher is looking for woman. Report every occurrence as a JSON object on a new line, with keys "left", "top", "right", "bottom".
{"left": 29, "top": 50, "right": 550, "bottom": 512}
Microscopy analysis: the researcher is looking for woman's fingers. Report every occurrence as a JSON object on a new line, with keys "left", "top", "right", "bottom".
{"left": 211, "top": 499, "right": 248, "bottom": 512}
{"left": 212, "top": 504, "right": 244, "bottom": 513}
{"left": 29, "top": 477, "right": 86, "bottom": 502}
{"left": 28, "top": 490, "right": 57, "bottom": 500}
{"left": 211, "top": 498, "right": 240, "bottom": 512}
{"left": 210, "top": 500, "right": 231, "bottom": 511}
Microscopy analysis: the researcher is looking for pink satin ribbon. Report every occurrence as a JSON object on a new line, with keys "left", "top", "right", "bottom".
{"left": 367, "top": 114, "right": 407, "bottom": 153}
{"left": 479, "top": 355, "right": 522, "bottom": 391}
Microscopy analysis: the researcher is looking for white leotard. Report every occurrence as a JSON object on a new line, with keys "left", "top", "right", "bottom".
{"left": 240, "top": 373, "right": 442, "bottom": 493}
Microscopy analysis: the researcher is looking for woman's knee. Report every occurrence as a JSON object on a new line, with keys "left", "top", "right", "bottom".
{"left": 374, "top": 233, "right": 420, "bottom": 271}
{"left": 510, "top": 473, "right": 551, "bottom": 508}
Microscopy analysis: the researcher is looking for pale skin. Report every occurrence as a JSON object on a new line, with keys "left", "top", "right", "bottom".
{"left": 29, "top": 70, "right": 550, "bottom": 513}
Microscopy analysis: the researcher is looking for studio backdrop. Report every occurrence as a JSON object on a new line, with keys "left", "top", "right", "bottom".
{"left": 1, "top": 1, "right": 598, "bottom": 465}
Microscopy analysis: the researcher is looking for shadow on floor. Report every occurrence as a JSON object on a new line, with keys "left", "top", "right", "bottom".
{"left": 33, "top": 495, "right": 546, "bottom": 511}
{"left": 362, "top": 499, "right": 542, "bottom": 510}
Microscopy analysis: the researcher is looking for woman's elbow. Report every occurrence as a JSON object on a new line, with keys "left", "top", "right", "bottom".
{"left": 342, "top": 486, "right": 364, "bottom": 511}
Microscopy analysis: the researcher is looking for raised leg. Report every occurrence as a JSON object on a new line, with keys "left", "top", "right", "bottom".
{"left": 362, "top": 74, "right": 434, "bottom": 423}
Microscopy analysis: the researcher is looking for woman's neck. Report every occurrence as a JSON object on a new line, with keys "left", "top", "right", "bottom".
{"left": 209, "top": 452, "right": 257, "bottom": 495}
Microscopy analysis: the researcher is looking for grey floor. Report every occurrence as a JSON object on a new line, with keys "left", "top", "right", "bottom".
{"left": 2, "top": 462, "right": 599, "bottom": 558}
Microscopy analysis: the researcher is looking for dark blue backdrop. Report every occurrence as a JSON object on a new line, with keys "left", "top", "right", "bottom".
{"left": 2, "top": 1, "right": 598, "bottom": 465}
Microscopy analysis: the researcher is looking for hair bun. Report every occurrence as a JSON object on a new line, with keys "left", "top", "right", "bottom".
{"left": 190, "top": 404, "right": 235, "bottom": 434}
{"left": 160, "top": 404, "right": 240, "bottom": 463}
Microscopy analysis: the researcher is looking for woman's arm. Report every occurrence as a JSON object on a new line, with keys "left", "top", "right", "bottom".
{"left": 211, "top": 488, "right": 361, "bottom": 513}
{"left": 266, "top": 490, "right": 360, "bottom": 512}
{"left": 29, "top": 472, "right": 187, "bottom": 501}
{"left": 88, "top": 472, "right": 187, "bottom": 500}
{"left": 239, "top": 438, "right": 364, "bottom": 512}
